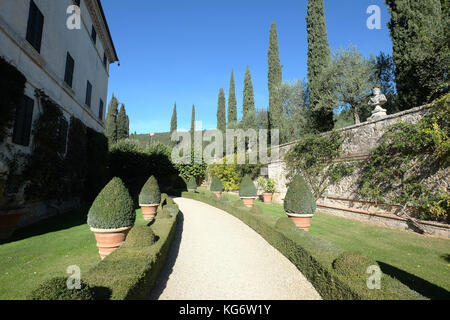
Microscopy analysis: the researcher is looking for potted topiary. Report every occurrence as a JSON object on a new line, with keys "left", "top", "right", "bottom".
{"left": 210, "top": 176, "right": 223, "bottom": 198}
{"left": 187, "top": 177, "right": 197, "bottom": 192}
{"left": 257, "top": 177, "right": 276, "bottom": 203}
{"left": 284, "top": 175, "right": 316, "bottom": 232}
{"left": 138, "top": 175, "right": 161, "bottom": 221}
{"left": 87, "top": 177, "right": 136, "bottom": 259}
{"left": 239, "top": 175, "right": 257, "bottom": 208}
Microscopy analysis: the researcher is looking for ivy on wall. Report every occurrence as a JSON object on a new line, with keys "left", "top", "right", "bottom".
{"left": 284, "top": 130, "right": 354, "bottom": 199}
{"left": 0, "top": 57, "right": 26, "bottom": 144}
{"left": 358, "top": 93, "right": 449, "bottom": 221}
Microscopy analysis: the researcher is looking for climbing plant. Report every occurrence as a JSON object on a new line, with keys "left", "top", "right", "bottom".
{"left": 284, "top": 130, "right": 354, "bottom": 199}
{"left": 358, "top": 93, "right": 449, "bottom": 221}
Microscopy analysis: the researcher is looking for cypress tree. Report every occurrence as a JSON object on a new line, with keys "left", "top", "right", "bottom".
{"left": 386, "top": 0, "right": 449, "bottom": 109}
{"left": 243, "top": 65, "right": 255, "bottom": 121}
{"left": 170, "top": 102, "right": 177, "bottom": 133}
{"left": 104, "top": 94, "right": 119, "bottom": 144}
{"left": 217, "top": 88, "right": 226, "bottom": 134}
{"left": 306, "top": 0, "right": 334, "bottom": 132}
{"left": 228, "top": 70, "right": 237, "bottom": 127}
{"left": 190, "top": 104, "right": 195, "bottom": 134}
{"left": 116, "top": 104, "right": 129, "bottom": 140}
{"left": 268, "top": 21, "right": 283, "bottom": 132}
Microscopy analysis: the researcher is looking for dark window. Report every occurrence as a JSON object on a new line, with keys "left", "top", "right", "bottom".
{"left": 26, "top": 0, "right": 44, "bottom": 53}
{"left": 103, "top": 53, "right": 107, "bottom": 68}
{"left": 85, "top": 81, "right": 92, "bottom": 107}
{"left": 91, "top": 26, "right": 97, "bottom": 44}
{"left": 64, "top": 52, "right": 75, "bottom": 88}
{"left": 57, "top": 118, "right": 69, "bottom": 154}
{"left": 12, "top": 95, "right": 34, "bottom": 146}
{"left": 74, "top": 0, "right": 81, "bottom": 7}
{"left": 99, "top": 99, "right": 104, "bottom": 120}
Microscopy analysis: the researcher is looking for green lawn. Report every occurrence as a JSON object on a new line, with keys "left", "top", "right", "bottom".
{"left": 0, "top": 206, "right": 148, "bottom": 300}
{"left": 200, "top": 189, "right": 450, "bottom": 298}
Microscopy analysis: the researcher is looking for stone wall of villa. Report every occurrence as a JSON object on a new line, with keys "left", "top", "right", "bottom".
{"left": 268, "top": 104, "right": 450, "bottom": 238}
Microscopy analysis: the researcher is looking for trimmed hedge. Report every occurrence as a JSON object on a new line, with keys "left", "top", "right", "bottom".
{"left": 139, "top": 175, "right": 161, "bottom": 205}
{"left": 284, "top": 175, "right": 316, "bottom": 215}
{"left": 84, "top": 206, "right": 179, "bottom": 300}
{"left": 239, "top": 175, "right": 257, "bottom": 198}
{"left": 182, "top": 191, "right": 426, "bottom": 300}
{"left": 125, "top": 226, "right": 157, "bottom": 248}
{"left": 187, "top": 177, "right": 197, "bottom": 190}
{"left": 210, "top": 176, "right": 223, "bottom": 193}
{"left": 87, "top": 177, "right": 136, "bottom": 229}
{"left": 29, "top": 277, "right": 95, "bottom": 300}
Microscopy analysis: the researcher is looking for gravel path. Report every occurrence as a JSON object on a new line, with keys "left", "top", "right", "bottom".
{"left": 149, "top": 197, "right": 322, "bottom": 300}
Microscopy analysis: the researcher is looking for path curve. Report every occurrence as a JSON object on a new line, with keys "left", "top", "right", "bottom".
{"left": 149, "top": 197, "right": 321, "bottom": 300}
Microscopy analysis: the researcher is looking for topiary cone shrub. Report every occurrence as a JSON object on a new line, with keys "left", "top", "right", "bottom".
{"left": 187, "top": 177, "right": 197, "bottom": 192}
{"left": 210, "top": 176, "right": 223, "bottom": 197}
{"left": 284, "top": 175, "right": 316, "bottom": 232}
{"left": 239, "top": 175, "right": 257, "bottom": 208}
{"left": 139, "top": 175, "right": 161, "bottom": 221}
{"left": 87, "top": 177, "right": 136, "bottom": 259}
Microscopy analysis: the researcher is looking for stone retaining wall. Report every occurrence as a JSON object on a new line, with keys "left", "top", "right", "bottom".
{"left": 268, "top": 104, "right": 450, "bottom": 238}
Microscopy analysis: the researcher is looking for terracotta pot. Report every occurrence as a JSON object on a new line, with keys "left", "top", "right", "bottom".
{"left": 91, "top": 226, "right": 133, "bottom": 259}
{"left": 263, "top": 193, "right": 273, "bottom": 203}
{"left": 241, "top": 197, "right": 256, "bottom": 208}
{"left": 140, "top": 204, "right": 159, "bottom": 221}
{"left": 213, "top": 192, "right": 222, "bottom": 198}
{"left": 0, "top": 207, "right": 26, "bottom": 240}
{"left": 286, "top": 213, "right": 313, "bottom": 232}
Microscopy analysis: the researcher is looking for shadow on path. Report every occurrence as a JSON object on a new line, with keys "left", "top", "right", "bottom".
{"left": 148, "top": 211, "right": 184, "bottom": 300}
{"left": 378, "top": 261, "right": 450, "bottom": 300}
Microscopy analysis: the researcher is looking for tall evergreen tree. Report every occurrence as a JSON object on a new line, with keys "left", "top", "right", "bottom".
{"left": 243, "top": 65, "right": 255, "bottom": 121}
{"left": 386, "top": 0, "right": 449, "bottom": 109}
{"left": 116, "top": 104, "right": 129, "bottom": 140}
{"left": 217, "top": 88, "right": 226, "bottom": 134}
{"left": 170, "top": 102, "right": 177, "bottom": 133}
{"left": 104, "top": 94, "right": 119, "bottom": 144}
{"left": 268, "top": 21, "right": 283, "bottom": 132}
{"left": 190, "top": 104, "right": 195, "bottom": 134}
{"left": 227, "top": 70, "right": 237, "bottom": 127}
{"left": 306, "top": 0, "right": 335, "bottom": 132}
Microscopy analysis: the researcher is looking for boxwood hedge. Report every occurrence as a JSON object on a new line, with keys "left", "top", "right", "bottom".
{"left": 182, "top": 191, "right": 425, "bottom": 300}
{"left": 84, "top": 205, "right": 179, "bottom": 300}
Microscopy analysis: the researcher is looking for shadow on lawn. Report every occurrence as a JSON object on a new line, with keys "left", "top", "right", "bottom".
{"left": 378, "top": 261, "right": 450, "bottom": 300}
{"left": 148, "top": 211, "right": 184, "bottom": 300}
{"left": 0, "top": 206, "right": 89, "bottom": 245}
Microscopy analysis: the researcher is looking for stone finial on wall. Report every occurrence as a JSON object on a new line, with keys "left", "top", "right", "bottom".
{"left": 367, "top": 87, "right": 388, "bottom": 122}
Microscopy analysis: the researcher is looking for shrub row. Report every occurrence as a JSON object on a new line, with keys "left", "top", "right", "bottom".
{"left": 182, "top": 191, "right": 425, "bottom": 300}
{"left": 83, "top": 204, "right": 179, "bottom": 300}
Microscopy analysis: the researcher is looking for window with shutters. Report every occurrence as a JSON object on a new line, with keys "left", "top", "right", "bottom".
{"left": 91, "top": 26, "right": 97, "bottom": 45}
{"left": 99, "top": 99, "right": 104, "bottom": 120}
{"left": 85, "top": 81, "right": 92, "bottom": 107}
{"left": 64, "top": 52, "right": 75, "bottom": 88}
{"left": 12, "top": 95, "right": 34, "bottom": 147}
{"left": 103, "top": 53, "right": 107, "bottom": 69}
{"left": 26, "top": 0, "right": 44, "bottom": 53}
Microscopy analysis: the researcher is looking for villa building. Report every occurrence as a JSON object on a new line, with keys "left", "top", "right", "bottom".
{"left": 0, "top": 0, "right": 118, "bottom": 150}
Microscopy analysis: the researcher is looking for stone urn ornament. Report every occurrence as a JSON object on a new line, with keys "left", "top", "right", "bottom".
{"left": 367, "top": 87, "right": 388, "bottom": 122}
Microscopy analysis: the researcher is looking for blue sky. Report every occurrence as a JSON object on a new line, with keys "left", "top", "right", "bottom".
{"left": 102, "top": 0, "right": 393, "bottom": 134}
